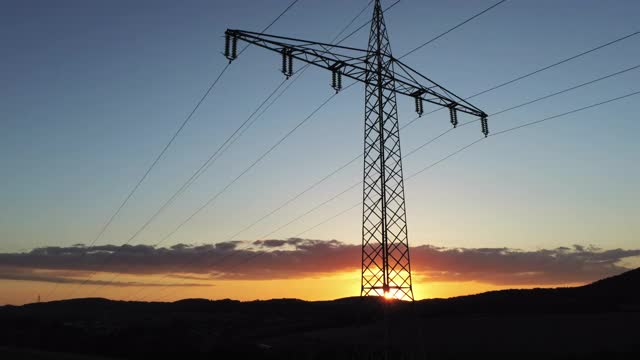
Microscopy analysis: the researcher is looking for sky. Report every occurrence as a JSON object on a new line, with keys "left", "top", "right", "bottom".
{"left": 1, "top": 0, "right": 639, "bottom": 305}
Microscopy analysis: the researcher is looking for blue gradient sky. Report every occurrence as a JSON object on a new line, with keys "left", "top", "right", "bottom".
{"left": 1, "top": 0, "right": 639, "bottom": 255}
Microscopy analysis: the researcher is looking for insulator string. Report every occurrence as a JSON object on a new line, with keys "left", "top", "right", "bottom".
{"left": 449, "top": 106, "right": 458, "bottom": 128}
{"left": 224, "top": 33, "right": 231, "bottom": 59}
{"left": 481, "top": 115, "right": 489, "bottom": 137}
{"left": 281, "top": 48, "right": 288, "bottom": 77}
{"left": 231, "top": 35, "right": 238, "bottom": 59}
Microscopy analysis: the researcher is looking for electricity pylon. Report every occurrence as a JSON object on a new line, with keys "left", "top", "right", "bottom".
{"left": 225, "top": 0, "right": 488, "bottom": 301}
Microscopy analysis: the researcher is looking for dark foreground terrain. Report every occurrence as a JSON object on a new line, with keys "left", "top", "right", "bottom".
{"left": 1, "top": 269, "right": 639, "bottom": 359}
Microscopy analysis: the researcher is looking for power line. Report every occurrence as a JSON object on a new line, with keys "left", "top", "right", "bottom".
{"left": 133, "top": 5, "right": 636, "bottom": 301}
{"left": 155, "top": 84, "right": 353, "bottom": 250}
{"left": 332, "top": 0, "right": 375, "bottom": 42}
{"left": 489, "top": 64, "right": 640, "bottom": 117}
{"left": 399, "top": 0, "right": 509, "bottom": 59}
{"left": 46, "top": 65, "right": 233, "bottom": 303}
{"left": 221, "top": 0, "right": 505, "bottom": 244}
{"left": 401, "top": 31, "right": 640, "bottom": 131}
{"left": 204, "top": 89, "right": 640, "bottom": 294}
{"left": 260, "top": 64, "right": 640, "bottom": 238}
{"left": 121, "top": 80, "right": 288, "bottom": 246}
{"left": 80, "top": 79, "right": 289, "bottom": 297}
{"left": 158, "top": 18, "right": 638, "bottom": 304}
{"left": 83, "top": 59, "right": 325, "bottom": 298}
{"left": 467, "top": 30, "right": 640, "bottom": 100}
{"left": 165, "top": 0, "right": 379, "bottom": 240}
{"left": 294, "top": 201, "right": 361, "bottom": 238}
{"left": 227, "top": 154, "right": 362, "bottom": 240}
{"left": 237, "top": 0, "right": 300, "bottom": 58}
{"left": 489, "top": 90, "right": 640, "bottom": 136}
{"left": 449, "top": 62, "right": 640, "bottom": 129}
{"left": 198, "top": 0, "right": 630, "bottom": 254}
{"left": 125, "top": 1, "right": 402, "bottom": 301}
{"left": 128, "top": 0, "right": 379, "bottom": 253}
{"left": 82, "top": 62, "right": 320, "bottom": 297}
{"left": 88, "top": 0, "right": 302, "bottom": 258}
{"left": 148, "top": 0, "right": 376, "bottom": 241}
{"left": 192, "top": 0, "right": 376, "bottom": 180}
{"left": 121, "top": 1, "right": 376, "bottom": 261}
{"left": 335, "top": 0, "right": 401, "bottom": 45}
{"left": 199, "top": 2, "right": 393, "bottom": 241}
{"left": 140, "top": 83, "right": 639, "bottom": 302}
{"left": 259, "top": 127, "right": 454, "bottom": 239}
{"left": 89, "top": 63, "right": 231, "bottom": 253}
{"left": 406, "top": 138, "right": 485, "bottom": 179}
{"left": 410, "top": 90, "right": 640, "bottom": 174}
{"left": 292, "top": 89, "right": 640, "bottom": 237}
{"left": 221, "top": 33, "right": 640, "bottom": 243}
{"left": 290, "top": 142, "right": 484, "bottom": 238}
{"left": 50, "top": 0, "right": 301, "bottom": 301}
{"left": 262, "top": 180, "right": 362, "bottom": 239}
{"left": 93, "top": 83, "right": 348, "bottom": 297}
{"left": 200, "top": 0, "right": 377, "bottom": 159}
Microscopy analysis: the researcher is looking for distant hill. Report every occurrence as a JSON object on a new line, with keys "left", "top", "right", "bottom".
{"left": 1, "top": 268, "right": 639, "bottom": 359}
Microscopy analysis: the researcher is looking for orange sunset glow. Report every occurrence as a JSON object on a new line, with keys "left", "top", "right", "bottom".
{"left": 0, "top": 241, "right": 613, "bottom": 306}
{"left": 2, "top": 270, "right": 585, "bottom": 306}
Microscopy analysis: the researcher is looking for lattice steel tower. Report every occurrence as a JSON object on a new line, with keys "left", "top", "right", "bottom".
{"left": 225, "top": 0, "right": 488, "bottom": 301}
{"left": 361, "top": 1, "right": 411, "bottom": 300}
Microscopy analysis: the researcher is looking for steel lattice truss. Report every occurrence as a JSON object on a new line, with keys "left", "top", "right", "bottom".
{"left": 225, "top": 0, "right": 488, "bottom": 301}
{"left": 361, "top": 2, "right": 412, "bottom": 300}
{"left": 224, "top": 31, "right": 488, "bottom": 119}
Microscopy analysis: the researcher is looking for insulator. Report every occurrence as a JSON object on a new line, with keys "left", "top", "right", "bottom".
{"left": 332, "top": 71, "right": 337, "bottom": 91}
{"left": 332, "top": 70, "right": 342, "bottom": 93}
{"left": 414, "top": 97, "right": 423, "bottom": 117}
{"left": 449, "top": 106, "right": 458, "bottom": 128}
{"left": 481, "top": 116, "right": 489, "bottom": 137}
{"left": 231, "top": 35, "right": 238, "bottom": 59}
{"left": 281, "top": 48, "right": 288, "bottom": 77}
{"left": 330, "top": 62, "right": 344, "bottom": 93}
{"left": 224, "top": 33, "right": 231, "bottom": 59}
{"left": 287, "top": 49, "right": 293, "bottom": 77}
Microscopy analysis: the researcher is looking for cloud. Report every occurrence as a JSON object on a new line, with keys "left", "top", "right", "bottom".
{"left": 0, "top": 240, "right": 638, "bottom": 286}
{"left": 0, "top": 268, "right": 207, "bottom": 287}
{"left": 410, "top": 245, "right": 640, "bottom": 285}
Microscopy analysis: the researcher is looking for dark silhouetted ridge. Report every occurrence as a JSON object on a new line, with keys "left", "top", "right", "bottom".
{"left": 1, "top": 268, "right": 638, "bottom": 359}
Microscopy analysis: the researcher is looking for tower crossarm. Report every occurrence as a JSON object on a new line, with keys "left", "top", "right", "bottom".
{"left": 225, "top": 29, "right": 488, "bottom": 120}
{"left": 226, "top": 29, "right": 370, "bottom": 82}
{"left": 391, "top": 59, "right": 486, "bottom": 118}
